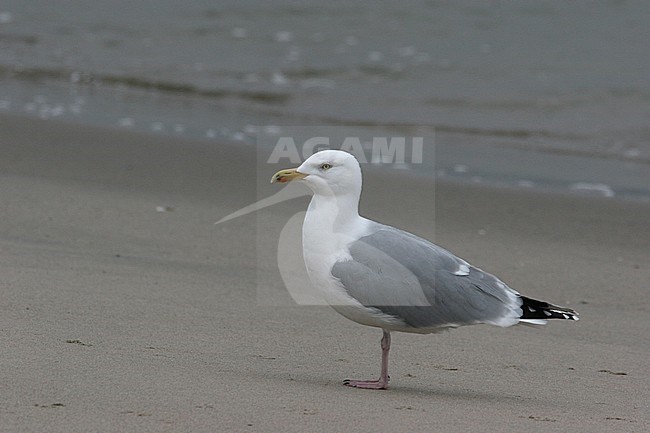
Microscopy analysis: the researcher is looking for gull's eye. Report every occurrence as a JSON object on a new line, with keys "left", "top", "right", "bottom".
{"left": 320, "top": 163, "right": 332, "bottom": 170}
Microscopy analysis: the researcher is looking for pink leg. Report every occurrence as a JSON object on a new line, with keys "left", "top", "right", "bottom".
{"left": 344, "top": 329, "right": 391, "bottom": 389}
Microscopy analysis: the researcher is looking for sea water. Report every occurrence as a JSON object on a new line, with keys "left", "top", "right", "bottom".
{"left": 0, "top": 0, "right": 648, "bottom": 199}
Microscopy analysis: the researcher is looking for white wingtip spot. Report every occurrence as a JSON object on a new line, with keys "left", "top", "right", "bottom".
{"left": 454, "top": 264, "right": 470, "bottom": 276}
{"left": 519, "top": 319, "right": 548, "bottom": 326}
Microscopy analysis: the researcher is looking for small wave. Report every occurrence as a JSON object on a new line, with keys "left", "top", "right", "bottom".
{"left": 299, "top": 79, "right": 336, "bottom": 89}
{"left": 569, "top": 182, "right": 615, "bottom": 198}
{"left": 426, "top": 89, "right": 650, "bottom": 111}
{"left": 0, "top": 65, "right": 292, "bottom": 105}
{"left": 0, "top": 32, "right": 38, "bottom": 45}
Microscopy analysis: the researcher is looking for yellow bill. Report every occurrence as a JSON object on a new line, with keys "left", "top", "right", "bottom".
{"left": 271, "top": 168, "right": 307, "bottom": 184}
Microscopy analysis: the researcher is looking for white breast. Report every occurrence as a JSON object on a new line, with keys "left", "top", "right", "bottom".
{"left": 301, "top": 197, "right": 408, "bottom": 329}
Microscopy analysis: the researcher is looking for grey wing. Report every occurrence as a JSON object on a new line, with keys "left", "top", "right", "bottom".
{"left": 331, "top": 226, "right": 522, "bottom": 330}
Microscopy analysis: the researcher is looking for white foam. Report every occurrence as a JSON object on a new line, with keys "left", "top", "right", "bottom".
{"left": 286, "top": 46, "right": 301, "bottom": 62}
{"left": 570, "top": 182, "right": 614, "bottom": 198}
{"left": 263, "top": 125, "right": 282, "bottom": 135}
{"left": 274, "top": 31, "right": 293, "bottom": 43}
{"left": 231, "top": 132, "right": 245, "bottom": 141}
{"left": 398, "top": 46, "right": 416, "bottom": 57}
{"left": 368, "top": 51, "right": 384, "bottom": 62}
{"left": 231, "top": 27, "right": 248, "bottom": 39}
{"left": 271, "top": 72, "right": 288, "bottom": 86}
{"left": 623, "top": 148, "right": 640, "bottom": 158}
{"left": 517, "top": 180, "right": 535, "bottom": 188}
{"left": 118, "top": 117, "right": 134, "bottom": 127}
{"left": 300, "top": 79, "right": 336, "bottom": 90}
{"left": 0, "top": 12, "right": 13, "bottom": 24}
{"left": 68, "top": 104, "right": 82, "bottom": 115}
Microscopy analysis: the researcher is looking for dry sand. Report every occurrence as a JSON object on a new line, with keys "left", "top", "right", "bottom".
{"left": 1, "top": 113, "right": 648, "bottom": 432}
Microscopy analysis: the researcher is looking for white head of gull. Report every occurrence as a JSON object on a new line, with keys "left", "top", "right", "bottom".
{"left": 272, "top": 149, "right": 578, "bottom": 389}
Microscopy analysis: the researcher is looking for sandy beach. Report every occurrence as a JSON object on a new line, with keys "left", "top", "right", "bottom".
{"left": 1, "top": 113, "right": 648, "bottom": 432}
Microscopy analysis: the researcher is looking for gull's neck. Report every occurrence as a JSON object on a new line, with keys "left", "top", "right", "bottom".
{"left": 305, "top": 191, "right": 362, "bottom": 235}
{"left": 302, "top": 190, "right": 369, "bottom": 275}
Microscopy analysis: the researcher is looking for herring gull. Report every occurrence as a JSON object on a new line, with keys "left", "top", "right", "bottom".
{"left": 271, "top": 149, "right": 578, "bottom": 389}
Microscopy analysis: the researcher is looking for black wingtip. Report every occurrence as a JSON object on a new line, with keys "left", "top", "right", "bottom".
{"left": 520, "top": 296, "right": 579, "bottom": 321}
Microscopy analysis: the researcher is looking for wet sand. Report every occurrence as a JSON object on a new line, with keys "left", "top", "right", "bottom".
{"left": 1, "top": 113, "right": 648, "bottom": 432}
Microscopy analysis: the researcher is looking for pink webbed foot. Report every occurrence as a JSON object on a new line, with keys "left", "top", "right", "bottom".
{"left": 343, "top": 330, "right": 392, "bottom": 390}
{"left": 343, "top": 377, "right": 389, "bottom": 390}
